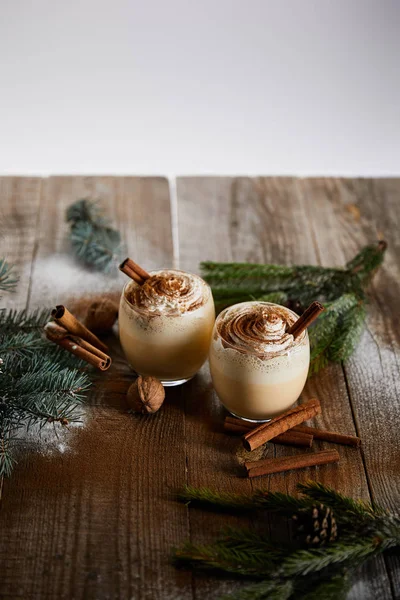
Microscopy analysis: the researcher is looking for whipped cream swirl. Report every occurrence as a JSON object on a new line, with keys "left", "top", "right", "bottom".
{"left": 126, "top": 270, "right": 208, "bottom": 315}
{"left": 217, "top": 302, "right": 303, "bottom": 358}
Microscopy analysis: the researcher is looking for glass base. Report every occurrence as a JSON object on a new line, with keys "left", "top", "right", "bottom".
{"left": 229, "top": 410, "right": 271, "bottom": 424}
{"left": 127, "top": 364, "right": 194, "bottom": 387}
{"left": 161, "top": 376, "right": 194, "bottom": 387}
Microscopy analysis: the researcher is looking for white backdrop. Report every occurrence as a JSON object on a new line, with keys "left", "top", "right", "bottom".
{"left": 0, "top": 0, "right": 399, "bottom": 176}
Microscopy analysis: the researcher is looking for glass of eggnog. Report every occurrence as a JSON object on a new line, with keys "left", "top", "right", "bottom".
{"left": 209, "top": 301, "right": 310, "bottom": 421}
{"left": 119, "top": 269, "right": 215, "bottom": 386}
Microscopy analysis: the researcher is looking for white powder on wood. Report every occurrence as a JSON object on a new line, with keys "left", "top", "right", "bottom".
{"left": 27, "top": 254, "right": 123, "bottom": 309}
{"left": 13, "top": 255, "right": 123, "bottom": 458}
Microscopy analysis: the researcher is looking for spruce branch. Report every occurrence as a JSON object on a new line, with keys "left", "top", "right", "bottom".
{"left": 0, "top": 304, "right": 92, "bottom": 477}
{"left": 173, "top": 541, "right": 278, "bottom": 577}
{"left": 281, "top": 540, "right": 378, "bottom": 577}
{"left": 253, "top": 490, "right": 313, "bottom": 515}
{"left": 0, "top": 308, "right": 50, "bottom": 334}
{"left": 178, "top": 485, "right": 258, "bottom": 512}
{"left": 295, "top": 573, "right": 352, "bottom": 600}
{"left": 178, "top": 485, "right": 312, "bottom": 515}
{"left": 221, "top": 580, "right": 293, "bottom": 600}
{"left": 66, "top": 199, "right": 122, "bottom": 272}
{"left": 297, "top": 481, "right": 387, "bottom": 522}
{"left": 0, "top": 258, "right": 18, "bottom": 295}
{"left": 218, "top": 526, "right": 290, "bottom": 555}
{"left": 174, "top": 480, "right": 400, "bottom": 599}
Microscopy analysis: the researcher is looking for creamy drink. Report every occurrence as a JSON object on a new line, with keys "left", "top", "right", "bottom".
{"left": 209, "top": 301, "right": 310, "bottom": 421}
{"left": 119, "top": 269, "right": 215, "bottom": 386}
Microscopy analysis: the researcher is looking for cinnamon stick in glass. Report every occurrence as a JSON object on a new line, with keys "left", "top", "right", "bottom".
{"left": 245, "top": 449, "right": 340, "bottom": 478}
{"left": 52, "top": 305, "right": 108, "bottom": 352}
{"left": 119, "top": 258, "right": 151, "bottom": 284}
{"left": 243, "top": 398, "right": 321, "bottom": 451}
{"left": 287, "top": 301, "right": 325, "bottom": 339}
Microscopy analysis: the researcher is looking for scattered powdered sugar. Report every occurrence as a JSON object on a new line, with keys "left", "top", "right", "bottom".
{"left": 15, "top": 254, "right": 120, "bottom": 457}
{"left": 13, "top": 413, "right": 87, "bottom": 460}
{"left": 27, "top": 254, "right": 123, "bottom": 309}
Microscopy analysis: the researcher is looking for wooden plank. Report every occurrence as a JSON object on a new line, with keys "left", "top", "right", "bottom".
{"left": 0, "top": 177, "right": 42, "bottom": 309}
{"left": 299, "top": 177, "right": 400, "bottom": 598}
{"left": 29, "top": 176, "right": 171, "bottom": 308}
{"left": 0, "top": 177, "right": 192, "bottom": 600}
{"left": 176, "top": 176, "right": 393, "bottom": 599}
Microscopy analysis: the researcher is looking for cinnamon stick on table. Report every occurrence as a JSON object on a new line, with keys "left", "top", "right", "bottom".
{"left": 52, "top": 305, "right": 108, "bottom": 352}
{"left": 224, "top": 417, "right": 313, "bottom": 447}
{"left": 225, "top": 416, "right": 360, "bottom": 448}
{"left": 243, "top": 398, "right": 321, "bottom": 451}
{"left": 119, "top": 258, "right": 151, "bottom": 285}
{"left": 287, "top": 301, "right": 325, "bottom": 339}
{"left": 245, "top": 449, "right": 340, "bottom": 478}
{"left": 292, "top": 425, "right": 361, "bottom": 448}
{"left": 45, "top": 322, "right": 112, "bottom": 371}
{"left": 268, "top": 431, "right": 313, "bottom": 448}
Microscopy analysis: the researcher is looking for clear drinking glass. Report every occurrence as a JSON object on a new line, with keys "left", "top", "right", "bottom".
{"left": 209, "top": 301, "right": 310, "bottom": 422}
{"left": 119, "top": 269, "right": 215, "bottom": 386}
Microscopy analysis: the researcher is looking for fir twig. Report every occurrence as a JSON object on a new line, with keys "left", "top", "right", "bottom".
{"left": 0, "top": 258, "right": 18, "bottom": 295}
{"left": 173, "top": 541, "right": 278, "bottom": 577}
{"left": 0, "top": 303, "right": 92, "bottom": 477}
{"left": 297, "top": 481, "right": 387, "bottom": 522}
{"left": 281, "top": 540, "right": 378, "bottom": 576}
{"left": 178, "top": 485, "right": 312, "bottom": 515}
{"left": 221, "top": 580, "right": 293, "bottom": 600}
{"left": 178, "top": 485, "right": 257, "bottom": 512}
{"left": 66, "top": 199, "right": 122, "bottom": 272}
{"left": 174, "top": 480, "right": 400, "bottom": 599}
{"left": 295, "top": 573, "right": 352, "bottom": 600}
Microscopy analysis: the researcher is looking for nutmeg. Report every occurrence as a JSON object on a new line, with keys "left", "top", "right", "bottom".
{"left": 126, "top": 375, "right": 165, "bottom": 414}
{"left": 84, "top": 298, "right": 118, "bottom": 333}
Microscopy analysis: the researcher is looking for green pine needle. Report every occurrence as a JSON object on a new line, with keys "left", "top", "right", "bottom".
{"left": 178, "top": 485, "right": 257, "bottom": 511}
{"left": 173, "top": 541, "right": 277, "bottom": 577}
{"left": 0, "top": 302, "right": 92, "bottom": 477}
{"left": 178, "top": 486, "right": 313, "bottom": 515}
{"left": 218, "top": 526, "right": 290, "bottom": 556}
{"left": 174, "top": 480, "right": 400, "bottom": 599}
{"left": 66, "top": 199, "right": 122, "bottom": 272}
{"left": 253, "top": 490, "right": 313, "bottom": 515}
{"left": 0, "top": 258, "right": 18, "bottom": 295}
{"left": 282, "top": 540, "right": 378, "bottom": 576}
{"left": 297, "top": 481, "right": 386, "bottom": 522}
{"left": 221, "top": 580, "right": 293, "bottom": 600}
{"left": 295, "top": 573, "right": 352, "bottom": 600}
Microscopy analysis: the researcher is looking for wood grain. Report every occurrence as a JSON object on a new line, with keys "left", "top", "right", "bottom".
{"left": 1, "top": 176, "right": 399, "bottom": 600}
{"left": 0, "top": 177, "right": 42, "bottom": 309}
{"left": 0, "top": 177, "right": 191, "bottom": 600}
{"left": 298, "top": 177, "right": 400, "bottom": 598}
{"left": 176, "top": 176, "right": 395, "bottom": 599}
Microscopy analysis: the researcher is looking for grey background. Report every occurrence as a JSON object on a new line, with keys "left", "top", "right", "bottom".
{"left": 0, "top": 0, "right": 399, "bottom": 175}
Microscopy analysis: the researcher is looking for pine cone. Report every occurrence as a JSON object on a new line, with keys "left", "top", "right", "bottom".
{"left": 292, "top": 504, "right": 338, "bottom": 547}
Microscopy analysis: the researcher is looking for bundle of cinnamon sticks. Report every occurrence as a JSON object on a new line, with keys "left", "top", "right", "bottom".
{"left": 224, "top": 398, "right": 361, "bottom": 479}
{"left": 44, "top": 305, "right": 112, "bottom": 370}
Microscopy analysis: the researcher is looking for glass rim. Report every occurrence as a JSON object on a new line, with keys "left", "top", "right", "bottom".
{"left": 121, "top": 268, "right": 212, "bottom": 317}
{"left": 214, "top": 300, "right": 309, "bottom": 357}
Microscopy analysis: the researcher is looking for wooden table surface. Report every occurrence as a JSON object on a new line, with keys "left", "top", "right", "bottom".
{"left": 0, "top": 176, "right": 399, "bottom": 600}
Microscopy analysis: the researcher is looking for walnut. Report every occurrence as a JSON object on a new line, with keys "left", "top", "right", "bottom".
{"left": 126, "top": 375, "right": 165, "bottom": 414}
{"left": 84, "top": 298, "right": 118, "bottom": 332}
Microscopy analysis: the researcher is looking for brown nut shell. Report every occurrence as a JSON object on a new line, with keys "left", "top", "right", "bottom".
{"left": 127, "top": 375, "right": 165, "bottom": 414}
